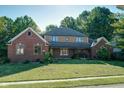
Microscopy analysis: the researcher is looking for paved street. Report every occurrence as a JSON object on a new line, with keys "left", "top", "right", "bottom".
{"left": 81, "top": 84, "right": 124, "bottom": 88}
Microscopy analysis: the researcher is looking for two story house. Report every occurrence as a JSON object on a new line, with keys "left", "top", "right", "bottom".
{"left": 7, "top": 27, "right": 112, "bottom": 62}
{"left": 44, "top": 27, "right": 112, "bottom": 59}
{"left": 44, "top": 27, "right": 91, "bottom": 58}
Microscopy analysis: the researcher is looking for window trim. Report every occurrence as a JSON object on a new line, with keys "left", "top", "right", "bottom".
{"left": 65, "top": 37, "right": 69, "bottom": 42}
{"left": 33, "top": 44, "right": 42, "bottom": 55}
{"left": 27, "top": 31, "right": 32, "bottom": 36}
{"left": 76, "top": 37, "right": 83, "bottom": 43}
{"left": 52, "top": 36, "right": 58, "bottom": 42}
{"left": 16, "top": 43, "right": 25, "bottom": 55}
{"left": 60, "top": 48, "right": 68, "bottom": 56}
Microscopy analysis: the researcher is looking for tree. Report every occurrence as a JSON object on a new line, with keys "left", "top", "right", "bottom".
{"left": 112, "top": 18, "right": 124, "bottom": 52}
{"left": 0, "top": 16, "right": 13, "bottom": 42}
{"left": 76, "top": 11, "right": 90, "bottom": 33}
{"left": 86, "top": 7, "right": 116, "bottom": 40}
{"left": 0, "top": 16, "right": 13, "bottom": 58}
{"left": 13, "top": 15, "right": 40, "bottom": 37}
{"left": 60, "top": 16, "right": 77, "bottom": 30}
{"left": 45, "top": 24, "right": 58, "bottom": 32}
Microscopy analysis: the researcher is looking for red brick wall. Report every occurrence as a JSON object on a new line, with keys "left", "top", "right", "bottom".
{"left": 91, "top": 39, "right": 113, "bottom": 58}
{"left": 8, "top": 29, "right": 49, "bottom": 62}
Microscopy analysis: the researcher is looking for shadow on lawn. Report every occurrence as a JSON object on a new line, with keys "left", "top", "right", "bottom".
{"left": 53, "top": 59, "right": 124, "bottom": 68}
{"left": 0, "top": 63, "right": 47, "bottom": 77}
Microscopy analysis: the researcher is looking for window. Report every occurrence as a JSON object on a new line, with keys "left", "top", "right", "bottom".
{"left": 76, "top": 37, "right": 83, "bottom": 42}
{"left": 28, "top": 31, "right": 31, "bottom": 36}
{"left": 65, "top": 37, "right": 69, "bottom": 42}
{"left": 60, "top": 49, "right": 68, "bottom": 56}
{"left": 34, "top": 44, "right": 42, "bottom": 55}
{"left": 16, "top": 43, "right": 24, "bottom": 55}
{"left": 52, "top": 36, "right": 58, "bottom": 42}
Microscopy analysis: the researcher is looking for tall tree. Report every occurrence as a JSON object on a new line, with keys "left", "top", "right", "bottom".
{"left": 86, "top": 7, "right": 116, "bottom": 40}
{"left": 13, "top": 15, "right": 40, "bottom": 37}
{"left": 60, "top": 16, "right": 77, "bottom": 30}
{"left": 45, "top": 24, "right": 58, "bottom": 32}
{"left": 112, "top": 6, "right": 124, "bottom": 53}
{"left": 76, "top": 11, "right": 90, "bottom": 33}
{"left": 0, "top": 16, "right": 13, "bottom": 57}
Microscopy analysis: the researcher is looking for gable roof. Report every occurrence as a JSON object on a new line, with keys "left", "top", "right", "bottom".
{"left": 45, "top": 27, "right": 85, "bottom": 36}
{"left": 91, "top": 37, "right": 110, "bottom": 47}
{"left": 8, "top": 27, "right": 48, "bottom": 44}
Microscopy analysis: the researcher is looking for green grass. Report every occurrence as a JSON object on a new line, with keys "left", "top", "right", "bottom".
{"left": 0, "top": 59, "right": 124, "bottom": 83}
{"left": 1, "top": 77, "right": 124, "bottom": 88}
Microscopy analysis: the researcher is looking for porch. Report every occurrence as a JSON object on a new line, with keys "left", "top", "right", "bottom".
{"left": 51, "top": 48, "right": 91, "bottom": 58}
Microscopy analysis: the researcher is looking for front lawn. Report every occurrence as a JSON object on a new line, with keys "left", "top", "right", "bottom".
{"left": 0, "top": 59, "right": 124, "bottom": 83}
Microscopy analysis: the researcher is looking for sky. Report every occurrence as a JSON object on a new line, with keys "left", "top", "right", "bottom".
{"left": 0, "top": 5, "right": 123, "bottom": 32}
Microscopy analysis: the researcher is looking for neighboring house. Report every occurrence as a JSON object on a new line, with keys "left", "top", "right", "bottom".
{"left": 7, "top": 27, "right": 112, "bottom": 62}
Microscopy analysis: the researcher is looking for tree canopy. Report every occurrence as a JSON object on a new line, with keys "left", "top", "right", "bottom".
{"left": 60, "top": 16, "right": 77, "bottom": 30}
{"left": 13, "top": 15, "right": 40, "bottom": 37}
{"left": 86, "top": 7, "right": 116, "bottom": 40}
{"left": 0, "top": 16, "right": 14, "bottom": 58}
{"left": 45, "top": 24, "right": 58, "bottom": 33}
{"left": 112, "top": 18, "right": 124, "bottom": 52}
{"left": 60, "top": 7, "right": 116, "bottom": 40}
{"left": 76, "top": 11, "right": 90, "bottom": 34}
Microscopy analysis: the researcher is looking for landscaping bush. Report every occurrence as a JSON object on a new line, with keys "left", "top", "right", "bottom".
{"left": 71, "top": 54, "right": 80, "bottom": 59}
{"left": 112, "top": 52, "right": 124, "bottom": 61}
{"left": 23, "top": 60, "right": 31, "bottom": 64}
{"left": 0, "top": 57, "right": 10, "bottom": 64}
{"left": 96, "top": 47, "right": 110, "bottom": 60}
{"left": 44, "top": 52, "right": 53, "bottom": 64}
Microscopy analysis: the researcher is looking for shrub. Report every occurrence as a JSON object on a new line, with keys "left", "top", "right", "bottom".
{"left": 96, "top": 47, "right": 110, "bottom": 60}
{"left": 44, "top": 52, "right": 53, "bottom": 64}
{"left": 71, "top": 54, "right": 80, "bottom": 59}
{"left": 0, "top": 57, "right": 10, "bottom": 64}
{"left": 112, "top": 52, "right": 124, "bottom": 61}
{"left": 23, "top": 60, "right": 31, "bottom": 64}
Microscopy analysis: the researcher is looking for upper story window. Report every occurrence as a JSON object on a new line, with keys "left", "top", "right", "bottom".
{"left": 52, "top": 36, "right": 58, "bottom": 42}
{"left": 27, "top": 31, "right": 31, "bottom": 36}
{"left": 16, "top": 43, "right": 24, "bottom": 55}
{"left": 65, "top": 37, "right": 69, "bottom": 42}
{"left": 76, "top": 37, "right": 83, "bottom": 42}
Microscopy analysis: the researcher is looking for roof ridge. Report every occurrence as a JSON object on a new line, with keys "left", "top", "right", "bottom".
{"left": 8, "top": 27, "right": 48, "bottom": 44}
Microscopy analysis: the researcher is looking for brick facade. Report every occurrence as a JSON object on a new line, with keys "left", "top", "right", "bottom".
{"left": 91, "top": 39, "right": 113, "bottom": 58}
{"left": 8, "top": 27, "right": 112, "bottom": 62}
{"left": 8, "top": 28, "right": 49, "bottom": 62}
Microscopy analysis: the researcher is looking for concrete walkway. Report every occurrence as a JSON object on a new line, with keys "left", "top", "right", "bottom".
{"left": 0, "top": 75, "right": 124, "bottom": 86}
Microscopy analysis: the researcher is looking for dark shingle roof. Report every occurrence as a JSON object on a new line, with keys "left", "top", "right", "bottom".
{"left": 49, "top": 42, "right": 91, "bottom": 49}
{"left": 45, "top": 27, "right": 85, "bottom": 36}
